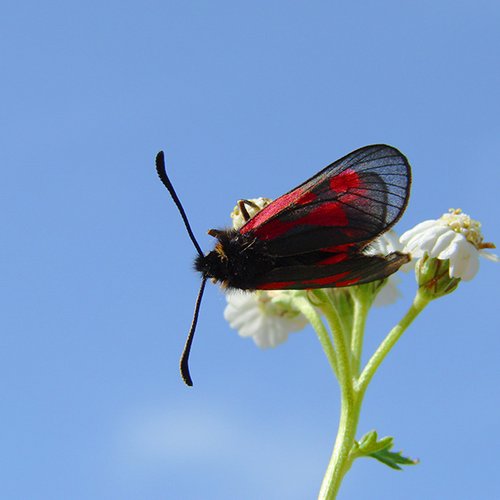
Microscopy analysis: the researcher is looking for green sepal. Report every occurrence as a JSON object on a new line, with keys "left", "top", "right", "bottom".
{"left": 416, "top": 255, "right": 460, "bottom": 300}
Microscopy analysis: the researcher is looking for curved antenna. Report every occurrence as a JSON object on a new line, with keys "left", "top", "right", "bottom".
{"left": 180, "top": 276, "right": 207, "bottom": 386}
{"left": 155, "top": 151, "right": 204, "bottom": 258}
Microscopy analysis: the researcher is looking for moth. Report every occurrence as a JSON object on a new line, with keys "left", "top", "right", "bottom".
{"left": 156, "top": 144, "right": 411, "bottom": 385}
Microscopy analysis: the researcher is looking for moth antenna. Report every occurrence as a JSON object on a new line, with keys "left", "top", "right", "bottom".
{"left": 155, "top": 151, "right": 204, "bottom": 258}
{"left": 180, "top": 277, "right": 207, "bottom": 386}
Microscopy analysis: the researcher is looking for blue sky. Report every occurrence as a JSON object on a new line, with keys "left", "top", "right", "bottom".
{"left": 1, "top": 1, "right": 499, "bottom": 498}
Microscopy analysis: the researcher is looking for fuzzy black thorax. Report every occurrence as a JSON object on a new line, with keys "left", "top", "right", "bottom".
{"left": 194, "top": 229, "right": 276, "bottom": 290}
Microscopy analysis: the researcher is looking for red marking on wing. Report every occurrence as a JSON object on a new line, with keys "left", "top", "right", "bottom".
{"left": 241, "top": 172, "right": 369, "bottom": 241}
{"left": 240, "top": 189, "right": 303, "bottom": 234}
{"left": 318, "top": 253, "right": 349, "bottom": 265}
{"left": 330, "top": 168, "right": 360, "bottom": 192}
{"left": 256, "top": 271, "right": 359, "bottom": 290}
{"left": 320, "top": 243, "right": 355, "bottom": 253}
{"left": 250, "top": 200, "right": 350, "bottom": 241}
{"left": 299, "top": 202, "right": 349, "bottom": 227}
{"left": 333, "top": 277, "right": 361, "bottom": 287}
{"left": 259, "top": 280, "right": 296, "bottom": 290}
{"left": 330, "top": 170, "right": 371, "bottom": 213}
{"left": 240, "top": 187, "right": 318, "bottom": 235}
{"left": 251, "top": 218, "right": 295, "bottom": 239}
{"left": 342, "top": 227, "right": 367, "bottom": 239}
{"left": 296, "top": 190, "right": 317, "bottom": 205}
{"left": 298, "top": 272, "right": 351, "bottom": 287}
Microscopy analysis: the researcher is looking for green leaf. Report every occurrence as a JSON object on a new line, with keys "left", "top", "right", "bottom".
{"left": 369, "top": 448, "right": 419, "bottom": 470}
{"left": 358, "top": 430, "right": 378, "bottom": 449}
{"left": 355, "top": 431, "right": 418, "bottom": 470}
{"left": 357, "top": 430, "right": 393, "bottom": 455}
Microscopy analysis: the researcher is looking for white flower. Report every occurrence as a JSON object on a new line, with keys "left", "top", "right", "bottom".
{"left": 230, "top": 197, "right": 272, "bottom": 230}
{"left": 365, "top": 230, "right": 410, "bottom": 306}
{"left": 224, "top": 290, "right": 307, "bottom": 348}
{"left": 400, "top": 209, "right": 498, "bottom": 281}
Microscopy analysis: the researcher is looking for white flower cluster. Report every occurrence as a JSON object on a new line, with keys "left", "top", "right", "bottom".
{"left": 224, "top": 290, "right": 307, "bottom": 348}
{"left": 400, "top": 209, "right": 498, "bottom": 281}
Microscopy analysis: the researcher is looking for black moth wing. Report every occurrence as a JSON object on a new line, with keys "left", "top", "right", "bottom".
{"left": 250, "top": 249, "right": 410, "bottom": 290}
{"left": 239, "top": 144, "right": 411, "bottom": 257}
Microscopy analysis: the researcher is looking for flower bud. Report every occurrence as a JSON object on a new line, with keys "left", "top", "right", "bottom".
{"left": 415, "top": 255, "right": 460, "bottom": 300}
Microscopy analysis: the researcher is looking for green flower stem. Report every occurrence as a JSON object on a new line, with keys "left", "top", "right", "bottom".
{"left": 328, "top": 291, "right": 352, "bottom": 344}
{"left": 318, "top": 379, "right": 361, "bottom": 499}
{"left": 292, "top": 294, "right": 338, "bottom": 378}
{"left": 316, "top": 293, "right": 357, "bottom": 499}
{"left": 319, "top": 295, "right": 353, "bottom": 393}
{"left": 356, "top": 290, "right": 430, "bottom": 396}
{"left": 317, "top": 289, "right": 430, "bottom": 499}
{"left": 350, "top": 289, "right": 371, "bottom": 377}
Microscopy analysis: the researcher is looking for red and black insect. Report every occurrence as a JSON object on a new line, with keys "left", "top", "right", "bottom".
{"left": 156, "top": 144, "right": 411, "bottom": 386}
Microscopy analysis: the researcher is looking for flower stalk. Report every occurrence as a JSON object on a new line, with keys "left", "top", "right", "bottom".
{"left": 314, "top": 288, "right": 430, "bottom": 499}
{"left": 292, "top": 293, "right": 338, "bottom": 378}
{"left": 356, "top": 290, "right": 430, "bottom": 396}
{"left": 319, "top": 386, "right": 361, "bottom": 498}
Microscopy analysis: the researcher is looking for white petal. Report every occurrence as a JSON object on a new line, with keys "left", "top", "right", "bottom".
{"left": 428, "top": 230, "right": 458, "bottom": 257}
{"left": 224, "top": 302, "right": 245, "bottom": 328}
{"left": 224, "top": 293, "right": 253, "bottom": 319}
{"left": 447, "top": 243, "right": 471, "bottom": 278}
{"left": 266, "top": 323, "right": 287, "bottom": 348}
{"left": 461, "top": 251, "right": 480, "bottom": 281}
{"left": 402, "top": 225, "right": 449, "bottom": 256}
{"left": 437, "top": 233, "right": 467, "bottom": 260}
{"left": 416, "top": 226, "right": 449, "bottom": 253}
{"left": 239, "top": 314, "right": 265, "bottom": 339}
{"left": 253, "top": 318, "right": 289, "bottom": 348}
{"left": 448, "top": 256, "right": 464, "bottom": 279}
{"left": 480, "top": 250, "right": 500, "bottom": 262}
{"left": 400, "top": 220, "right": 437, "bottom": 245}
{"left": 368, "top": 230, "right": 402, "bottom": 255}
{"left": 224, "top": 290, "right": 306, "bottom": 349}
{"left": 253, "top": 331, "right": 270, "bottom": 348}
{"left": 224, "top": 296, "right": 261, "bottom": 331}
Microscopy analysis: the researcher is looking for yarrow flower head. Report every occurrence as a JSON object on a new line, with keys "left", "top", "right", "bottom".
{"left": 224, "top": 290, "right": 307, "bottom": 348}
{"left": 401, "top": 208, "right": 497, "bottom": 281}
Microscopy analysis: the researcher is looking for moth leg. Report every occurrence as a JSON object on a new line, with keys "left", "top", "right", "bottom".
{"left": 238, "top": 199, "right": 260, "bottom": 222}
